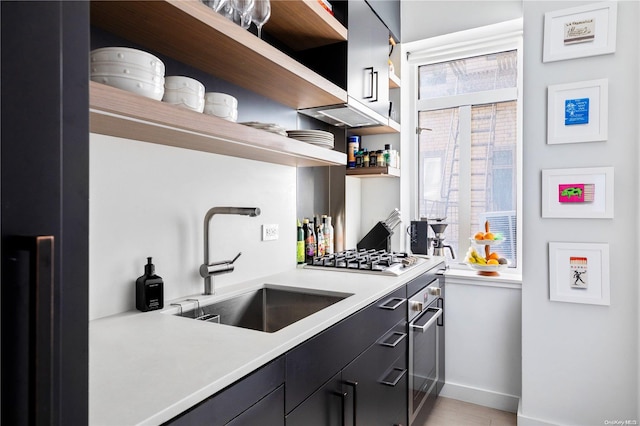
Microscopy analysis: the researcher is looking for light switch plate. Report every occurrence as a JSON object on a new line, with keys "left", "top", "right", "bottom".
{"left": 262, "top": 224, "right": 279, "bottom": 241}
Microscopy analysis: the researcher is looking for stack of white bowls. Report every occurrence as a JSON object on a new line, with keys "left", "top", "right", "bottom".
{"left": 90, "top": 47, "right": 165, "bottom": 100}
{"left": 204, "top": 92, "right": 238, "bottom": 122}
{"left": 162, "top": 76, "right": 205, "bottom": 113}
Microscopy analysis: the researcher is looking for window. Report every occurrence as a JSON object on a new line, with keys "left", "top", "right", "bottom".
{"left": 407, "top": 21, "right": 522, "bottom": 270}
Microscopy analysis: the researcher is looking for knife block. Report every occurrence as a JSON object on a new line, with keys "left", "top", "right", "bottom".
{"left": 357, "top": 221, "right": 393, "bottom": 251}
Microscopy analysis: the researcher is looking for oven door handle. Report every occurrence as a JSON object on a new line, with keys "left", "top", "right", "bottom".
{"left": 409, "top": 307, "right": 442, "bottom": 332}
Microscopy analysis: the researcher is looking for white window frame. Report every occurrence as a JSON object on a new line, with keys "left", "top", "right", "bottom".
{"left": 402, "top": 19, "right": 523, "bottom": 273}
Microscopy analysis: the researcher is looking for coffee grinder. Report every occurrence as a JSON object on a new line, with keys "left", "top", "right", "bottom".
{"left": 429, "top": 219, "right": 455, "bottom": 259}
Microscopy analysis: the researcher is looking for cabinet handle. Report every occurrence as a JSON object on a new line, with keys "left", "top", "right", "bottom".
{"left": 344, "top": 380, "right": 358, "bottom": 425}
{"left": 371, "top": 70, "right": 379, "bottom": 102}
{"left": 437, "top": 297, "right": 444, "bottom": 327}
{"left": 379, "top": 297, "right": 405, "bottom": 310}
{"left": 333, "top": 391, "right": 348, "bottom": 426}
{"left": 364, "top": 67, "right": 374, "bottom": 99}
{"left": 8, "top": 235, "right": 55, "bottom": 424}
{"left": 380, "top": 367, "right": 407, "bottom": 387}
{"left": 379, "top": 331, "right": 407, "bottom": 348}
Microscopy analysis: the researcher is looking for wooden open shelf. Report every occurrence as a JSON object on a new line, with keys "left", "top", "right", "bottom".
{"left": 90, "top": 82, "right": 346, "bottom": 167}
{"left": 266, "top": 0, "right": 347, "bottom": 51}
{"left": 389, "top": 73, "right": 401, "bottom": 89}
{"left": 90, "top": 0, "right": 347, "bottom": 110}
{"left": 346, "top": 166, "right": 400, "bottom": 178}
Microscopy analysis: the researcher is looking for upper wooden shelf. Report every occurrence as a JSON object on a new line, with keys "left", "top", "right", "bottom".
{"left": 346, "top": 166, "right": 400, "bottom": 178}
{"left": 90, "top": 0, "right": 347, "bottom": 110}
{"left": 266, "top": 0, "right": 347, "bottom": 51}
{"left": 90, "top": 82, "right": 346, "bottom": 167}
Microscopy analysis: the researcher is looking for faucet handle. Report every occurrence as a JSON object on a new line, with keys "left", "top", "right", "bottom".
{"left": 231, "top": 252, "right": 242, "bottom": 264}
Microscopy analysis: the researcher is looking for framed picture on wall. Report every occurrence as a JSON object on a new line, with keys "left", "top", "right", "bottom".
{"left": 549, "top": 242, "right": 610, "bottom": 306}
{"left": 541, "top": 167, "right": 614, "bottom": 219}
{"left": 547, "top": 79, "right": 608, "bottom": 144}
{"left": 543, "top": 1, "right": 617, "bottom": 62}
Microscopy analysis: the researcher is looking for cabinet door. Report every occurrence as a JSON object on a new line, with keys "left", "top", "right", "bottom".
{"left": 285, "top": 372, "right": 345, "bottom": 426}
{"left": 227, "top": 385, "right": 284, "bottom": 426}
{"left": 366, "top": 0, "right": 401, "bottom": 42}
{"left": 347, "top": 0, "right": 389, "bottom": 117}
{"left": 341, "top": 321, "right": 408, "bottom": 426}
{"left": 166, "top": 357, "right": 284, "bottom": 426}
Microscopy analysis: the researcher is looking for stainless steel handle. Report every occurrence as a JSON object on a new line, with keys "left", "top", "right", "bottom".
{"left": 428, "top": 287, "right": 441, "bottom": 297}
{"left": 379, "top": 331, "right": 407, "bottom": 348}
{"left": 380, "top": 367, "right": 407, "bottom": 387}
{"left": 409, "top": 307, "right": 442, "bottom": 332}
{"left": 379, "top": 297, "right": 405, "bottom": 310}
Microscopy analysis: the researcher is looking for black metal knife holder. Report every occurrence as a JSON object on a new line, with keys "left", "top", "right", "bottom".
{"left": 357, "top": 221, "right": 393, "bottom": 251}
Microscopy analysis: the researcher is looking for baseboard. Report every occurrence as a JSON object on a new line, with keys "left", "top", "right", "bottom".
{"left": 439, "top": 382, "right": 519, "bottom": 413}
{"left": 517, "top": 399, "right": 559, "bottom": 426}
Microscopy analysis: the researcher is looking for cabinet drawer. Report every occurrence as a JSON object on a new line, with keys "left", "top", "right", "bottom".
{"left": 165, "top": 357, "right": 284, "bottom": 425}
{"left": 285, "top": 286, "right": 406, "bottom": 413}
{"left": 406, "top": 264, "right": 445, "bottom": 298}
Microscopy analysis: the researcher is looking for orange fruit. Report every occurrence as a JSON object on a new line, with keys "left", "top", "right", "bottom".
{"left": 474, "top": 232, "right": 485, "bottom": 240}
{"left": 488, "top": 252, "right": 500, "bottom": 260}
{"left": 487, "top": 259, "right": 499, "bottom": 265}
{"left": 483, "top": 232, "right": 495, "bottom": 240}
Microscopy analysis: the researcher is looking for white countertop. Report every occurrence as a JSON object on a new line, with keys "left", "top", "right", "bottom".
{"left": 89, "top": 257, "right": 444, "bottom": 426}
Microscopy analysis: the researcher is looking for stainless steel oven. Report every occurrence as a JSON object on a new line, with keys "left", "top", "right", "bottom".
{"left": 407, "top": 268, "right": 445, "bottom": 425}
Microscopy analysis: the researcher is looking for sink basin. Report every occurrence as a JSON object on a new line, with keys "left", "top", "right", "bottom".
{"left": 176, "top": 285, "right": 352, "bottom": 333}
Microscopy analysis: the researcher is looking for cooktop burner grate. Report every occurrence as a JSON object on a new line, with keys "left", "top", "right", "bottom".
{"left": 306, "top": 249, "right": 420, "bottom": 276}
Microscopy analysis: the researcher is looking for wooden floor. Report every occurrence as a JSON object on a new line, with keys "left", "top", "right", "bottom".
{"left": 422, "top": 397, "right": 517, "bottom": 426}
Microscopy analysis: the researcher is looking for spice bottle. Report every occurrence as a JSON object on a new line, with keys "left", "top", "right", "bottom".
{"left": 363, "top": 149, "right": 370, "bottom": 167}
{"left": 355, "top": 150, "right": 364, "bottom": 167}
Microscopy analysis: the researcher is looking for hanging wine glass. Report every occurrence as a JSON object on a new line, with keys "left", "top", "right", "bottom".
{"left": 202, "top": 0, "right": 227, "bottom": 13}
{"left": 230, "top": 0, "right": 254, "bottom": 28}
{"left": 251, "top": 0, "right": 271, "bottom": 39}
{"left": 233, "top": 6, "right": 253, "bottom": 29}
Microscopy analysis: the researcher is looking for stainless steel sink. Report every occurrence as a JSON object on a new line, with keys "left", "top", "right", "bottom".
{"left": 176, "top": 286, "right": 352, "bottom": 333}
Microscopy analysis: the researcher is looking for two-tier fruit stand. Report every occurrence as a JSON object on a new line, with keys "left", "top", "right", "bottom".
{"left": 466, "top": 220, "right": 508, "bottom": 276}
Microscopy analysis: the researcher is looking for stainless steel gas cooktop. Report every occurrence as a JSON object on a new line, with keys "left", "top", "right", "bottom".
{"left": 305, "top": 249, "right": 422, "bottom": 276}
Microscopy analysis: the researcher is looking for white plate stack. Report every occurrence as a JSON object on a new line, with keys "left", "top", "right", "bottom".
{"left": 240, "top": 122, "right": 288, "bottom": 136}
{"left": 90, "top": 47, "right": 165, "bottom": 100}
{"left": 286, "top": 129, "right": 335, "bottom": 149}
{"left": 204, "top": 92, "right": 238, "bottom": 122}
{"left": 162, "top": 76, "right": 205, "bottom": 113}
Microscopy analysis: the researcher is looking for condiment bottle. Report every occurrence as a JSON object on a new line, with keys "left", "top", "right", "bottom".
{"left": 363, "top": 149, "right": 370, "bottom": 167}
{"left": 296, "top": 220, "right": 305, "bottom": 264}
{"left": 355, "top": 150, "right": 364, "bottom": 167}
{"left": 325, "top": 216, "right": 334, "bottom": 254}
{"left": 303, "top": 218, "right": 315, "bottom": 264}
{"left": 347, "top": 136, "right": 360, "bottom": 169}
{"left": 369, "top": 150, "right": 378, "bottom": 167}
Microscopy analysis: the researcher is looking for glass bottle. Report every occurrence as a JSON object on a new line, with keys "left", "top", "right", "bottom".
{"left": 303, "top": 218, "right": 315, "bottom": 264}
{"left": 296, "top": 220, "right": 305, "bottom": 264}
{"left": 325, "top": 216, "right": 334, "bottom": 254}
{"left": 363, "top": 149, "right": 370, "bottom": 167}
{"left": 317, "top": 218, "right": 326, "bottom": 257}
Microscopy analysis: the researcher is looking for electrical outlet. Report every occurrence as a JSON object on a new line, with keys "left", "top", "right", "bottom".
{"left": 262, "top": 224, "right": 279, "bottom": 241}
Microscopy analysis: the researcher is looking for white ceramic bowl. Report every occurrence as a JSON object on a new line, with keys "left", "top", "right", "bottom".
{"left": 204, "top": 92, "right": 238, "bottom": 109}
{"left": 162, "top": 76, "right": 205, "bottom": 112}
{"left": 90, "top": 74, "right": 165, "bottom": 101}
{"left": 164, "top": 76, "right": 205, "bottom": 94}
{"left": 203, "top": 103, "right": 237, "bottom": 121}
{"left": 90, "top": 47, "right": 165, "bottom": 75}
{"left": 91, "top": 63, "right": 164, "bottom": 83}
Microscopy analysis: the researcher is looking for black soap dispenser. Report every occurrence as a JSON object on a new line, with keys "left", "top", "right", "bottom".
{"left": 136, "top": 257, "right": 164, "bottom": 312}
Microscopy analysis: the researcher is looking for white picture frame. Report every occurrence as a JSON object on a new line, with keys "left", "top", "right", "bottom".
{"left": 543, "top": 1, "right": 617, "bottom": 63}
{"left": 541, "top": 167, "right": 614, "bottom": 219}
{"left": 547, "top": 79, "right": 608, "bottom": 145}
{"left": 549, "top": 242, "right": 610, "bottom": 306}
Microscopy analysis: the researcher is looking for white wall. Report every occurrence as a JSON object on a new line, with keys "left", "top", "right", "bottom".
{"left": 402, "top": 0, "right": 523, "bottom": 43}
{"left": 521, "top": 2, "right": 639, "bottom": 425}
{"left": 89, "top": 134, "right": 296, "bottom": 320}
{"left": 442, "top": 277, "right": 522, "bottom": 412}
